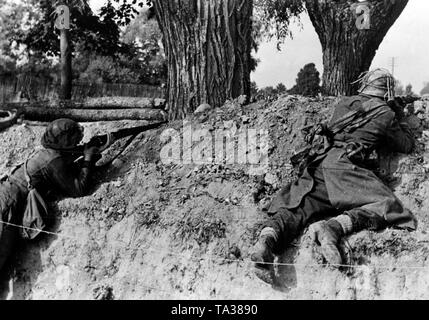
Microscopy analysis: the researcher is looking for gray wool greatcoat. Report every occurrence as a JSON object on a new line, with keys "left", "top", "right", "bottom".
{"left": 268, "top": 95, "right": 417, "bottom": 230}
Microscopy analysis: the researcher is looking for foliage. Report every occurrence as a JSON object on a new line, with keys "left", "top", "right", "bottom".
{"left": 73, "top": 52, "right": 136, "bottom": 83}
{"left": 276, "top": 82, "right": 287, "bottom": 94}
{"left": 14, "top": 0, "right": 129, "bottom": 57}
{"left": 1, "top": 0, "right": 165, "bottom": 85}
{"left": 121, "top": 7, "right": 167, "bottom": 85}
{"left": 250, "top": 81, "right": 259, "bottom": 97}
{"left": 260, "top": 86, "right": 277, "bottom": 96}
{"left": 405, "top": 84, "right": 415, "bottom": 96}
{"left": 0, "top": 0, "right": 40, "bottom": 75}
{"left": 255, "top": 82, "right": 287, "bottom": 99}
{"left": 253, "top": 0, "right": 305, "bottom": 48}
{"left": 73, "top": 48, "right": 165, "bottom": 85}
{"left": 420, "top": 82, "right": 429, "bottom": 96}
{"left": 17, "top": 54, "right": 59, "bottom": 80}
{"left": 289, "top": 63, "right": 320, "bottom": 97}
{"left": 395, "top": 80, "right": 405, "bottom": 96}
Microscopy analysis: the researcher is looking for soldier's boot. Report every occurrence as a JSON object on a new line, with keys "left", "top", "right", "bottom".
{"left": 309, "top": 215, "right": 353, "bottom": 266}
{"left": 250, "top": 227, "right": 278, "bottom": 284}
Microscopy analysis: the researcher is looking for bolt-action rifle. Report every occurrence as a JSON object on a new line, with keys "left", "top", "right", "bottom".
{"left": 387, "top": 94, "right": 421, "bottom": 112}
{"left": 74, "top": 121, "right": 166, "bottom": 155}
{"left": 72, "top": 121, "right": 167, "bottom": 168}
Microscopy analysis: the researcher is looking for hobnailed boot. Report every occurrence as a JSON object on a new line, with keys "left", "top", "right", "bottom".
{"left": 308, "top": 219, "right": 345, "bottom": 266}
{"left": 250, "top": 227, "right": 278, "bottom": 284}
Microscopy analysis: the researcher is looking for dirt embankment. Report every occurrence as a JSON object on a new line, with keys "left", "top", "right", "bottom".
{"left": 1, "top": 95, "right": 429, "bottom": 300}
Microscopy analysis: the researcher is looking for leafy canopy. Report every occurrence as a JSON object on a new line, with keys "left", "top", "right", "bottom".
{"left": 14, "top": 0, "right": 145, "bottom": 57}
{"left": 254, "top": 0, "right": 305, "bottom": 48}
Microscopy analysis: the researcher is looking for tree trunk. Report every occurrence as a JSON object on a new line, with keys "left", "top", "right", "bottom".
{"left": 304, "top": 0, "right": 408, "bottom": 96}
{"left": 0, "top": 103, "right": 167, "bottom": 123}
{"left": 152, "top": 0, "right": 253, "bottom": 119}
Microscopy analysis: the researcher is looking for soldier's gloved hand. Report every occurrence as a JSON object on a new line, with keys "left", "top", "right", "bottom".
{"left": 83, "top": 145, "right": 100, "bottom": 162}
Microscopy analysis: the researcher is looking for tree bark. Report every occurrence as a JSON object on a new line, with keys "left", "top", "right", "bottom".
{"left": 0, "top": 103, "right": 167, "bottom": 123}
{"left": 152, "top": 0, "right": 253, "bottom": 120}
{"left": 304, "top": 0, "right": 408, "bottom": 96}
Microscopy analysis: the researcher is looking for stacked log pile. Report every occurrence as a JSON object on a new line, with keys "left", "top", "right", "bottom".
{"left": 0, "top": 97, "right": 168, "bottom": 129}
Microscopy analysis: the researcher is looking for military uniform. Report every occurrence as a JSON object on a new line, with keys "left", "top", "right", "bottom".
{"left": 0, "top": 119, "right": 94, "bottom": 272}
{"left": 264, "top": 95, "right": 416, "bottom": 254}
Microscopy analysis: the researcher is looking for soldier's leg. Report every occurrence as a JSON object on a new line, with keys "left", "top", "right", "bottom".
{"left": 309, "top": 180, "right": 408, "bottom": 266}
{"left": 0, "top": 223, "right": 17, "bottom": 273}
{"left": 251, "top": 167, "right": 336, "bottom": 268}
{"left": 308, "top": 209, "right": 387, "bottom": 266}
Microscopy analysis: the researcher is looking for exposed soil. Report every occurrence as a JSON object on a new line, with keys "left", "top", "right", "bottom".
{"left": 1, "top": 95, "right": 429, "bottom": 300}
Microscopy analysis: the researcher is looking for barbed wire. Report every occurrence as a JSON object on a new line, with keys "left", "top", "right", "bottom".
{"left": 2, "top": 220, "right": 429, "bottom": 271}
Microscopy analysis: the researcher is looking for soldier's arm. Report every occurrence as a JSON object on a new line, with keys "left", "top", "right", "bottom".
{"left": 45, "top": 157, "right": 92, "bottom": 198}
{"left": 385, "top": 116, "right": 415, "bottom": 154}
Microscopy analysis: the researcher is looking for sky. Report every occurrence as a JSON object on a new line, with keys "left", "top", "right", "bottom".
{"left": 90, "top": 0, "right": 429, "bottom": 93}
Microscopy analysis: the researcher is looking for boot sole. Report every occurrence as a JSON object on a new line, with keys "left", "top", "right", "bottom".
{"left": 254, "top": 265, "right": 275, "bottom": 285}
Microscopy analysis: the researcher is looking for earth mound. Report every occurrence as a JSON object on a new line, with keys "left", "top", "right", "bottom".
{"left": 1, "top": 95, "right": 429, "bottom": 300}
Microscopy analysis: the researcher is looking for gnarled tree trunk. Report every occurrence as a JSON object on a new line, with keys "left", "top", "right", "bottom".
{"left": 304, "top": 0, "right": 408, "bottom": 96}
{"left": 152, "top": 0, "right": 252, "bottom": 119}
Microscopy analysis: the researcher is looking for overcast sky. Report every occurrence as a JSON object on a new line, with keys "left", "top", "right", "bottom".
{"left": 90, "top": 0, "right": 429, "bottom": 92}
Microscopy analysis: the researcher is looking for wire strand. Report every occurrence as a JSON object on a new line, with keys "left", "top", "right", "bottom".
{"left": 2, "top": 220, "right": 429, "bottom": 271}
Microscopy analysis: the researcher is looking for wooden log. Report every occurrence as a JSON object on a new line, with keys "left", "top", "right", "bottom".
{"left": 0, "top": 110, "right": 19, "bottom": 131}
{"left": 1, "top": 97, "right": 166, "bottom": 110}
{"left": 78, "top": 97, "right": 162, "bottom": 109}
{"left": 0, "top": 103, "right": 167, "bottom": 123}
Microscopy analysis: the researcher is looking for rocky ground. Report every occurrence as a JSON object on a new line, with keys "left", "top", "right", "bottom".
{"left": 1, "top": 95, "right": 429, "bottom": 300}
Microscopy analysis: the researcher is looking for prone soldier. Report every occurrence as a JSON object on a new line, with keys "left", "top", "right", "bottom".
{"left": 251, "top": 69, "right": 419, "bottom": 283}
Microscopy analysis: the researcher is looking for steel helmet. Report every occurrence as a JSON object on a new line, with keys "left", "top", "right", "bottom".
{"left": 354, "top": 68, "right": 395, "bottom": 100}
{"left": 41, "top": 118, "right": 84, "bottom": 150}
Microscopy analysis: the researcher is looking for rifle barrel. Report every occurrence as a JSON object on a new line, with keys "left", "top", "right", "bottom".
{"left": 110, "top": 121, "right": 166, "bottom": 140}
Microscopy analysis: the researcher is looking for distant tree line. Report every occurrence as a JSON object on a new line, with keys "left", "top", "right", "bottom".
{"left": 252, "top": 62, "right": 321, "bottom": 99}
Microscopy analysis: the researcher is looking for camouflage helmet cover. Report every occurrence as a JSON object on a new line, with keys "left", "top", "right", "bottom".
{"left": 354, "top": 68, "right": 395, "bottom": 100}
